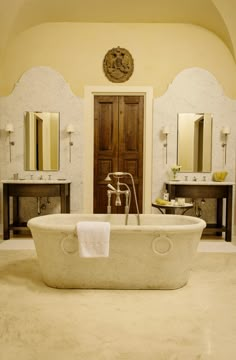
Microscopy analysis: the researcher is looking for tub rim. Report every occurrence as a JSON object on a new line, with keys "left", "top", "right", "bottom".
{"left": 27, "top": 213, "right": 206, "bottom": 233}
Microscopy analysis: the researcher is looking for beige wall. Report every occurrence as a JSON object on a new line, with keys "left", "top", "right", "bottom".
{"left": 0, "top": 20, "right": 235, "bottom": 227}
{"left": 1, "top": 23, "right": 236, "bottom": 98}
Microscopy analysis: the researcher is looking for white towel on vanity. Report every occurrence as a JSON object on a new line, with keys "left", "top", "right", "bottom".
{"left": 76, "top": 221, "right": 110, "bottom": 258}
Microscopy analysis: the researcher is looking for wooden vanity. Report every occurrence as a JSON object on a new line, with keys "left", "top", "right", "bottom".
{"left": 165, "top": 181, "right": 234, "bottom": 242}
{"left": 2, "top": 180, "right": 71, "bottom": 240}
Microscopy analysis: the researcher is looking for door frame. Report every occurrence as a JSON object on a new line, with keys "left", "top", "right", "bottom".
{"left": 84, "top": 86, "right": 153, "bottom": 213}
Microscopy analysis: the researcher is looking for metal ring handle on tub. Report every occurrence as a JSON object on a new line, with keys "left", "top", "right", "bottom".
{"left": 61, "top": 234, "right": 78, "bottom": 255}
{"left": 152, "top": 235, "right": 173, "bottom": 256}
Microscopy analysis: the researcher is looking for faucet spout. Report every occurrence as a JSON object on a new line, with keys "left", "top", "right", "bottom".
{"left": 115, "top": 194, "right": 122, "bottom": 206}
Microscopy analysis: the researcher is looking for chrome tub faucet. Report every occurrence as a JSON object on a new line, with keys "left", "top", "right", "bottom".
{"left": 104, "top": 172, "right": 140, "bottom": 225}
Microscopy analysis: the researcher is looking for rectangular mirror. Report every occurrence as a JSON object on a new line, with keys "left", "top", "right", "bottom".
{"left": 177, "top": 113, "right": 212, "bottom": 172}
{"left": 24, "top": 111, "right": 60, "bottom": 171}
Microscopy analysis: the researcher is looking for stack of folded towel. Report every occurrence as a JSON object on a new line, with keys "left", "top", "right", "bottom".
{"left": 76, "top": 221, "right": 110, "bottom": 258}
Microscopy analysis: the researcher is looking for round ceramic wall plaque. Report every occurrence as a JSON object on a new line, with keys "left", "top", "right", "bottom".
{"left": 103, "top": 46, "right": 134, "bottom": 83}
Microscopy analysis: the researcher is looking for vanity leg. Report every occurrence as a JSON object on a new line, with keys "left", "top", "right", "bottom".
{"left": 13, "top": 196, "right": 20, "bottom": 234}
{"left": 3, "top": 184, "right": 10, "bottom": 240}
{"left": 216, "top": 198, "right": 223, "bottom": 237}
{"left": 60, "top": 185, "right": 66, "bottom": 213}
{"left": 66, "top": 184, "right": 70, "bottom": 213}
{"left": 226, "top": 187, "right": 232, "bottom": 242}
{"left": 60, "top": 184, "right": 70, "bottom": 213}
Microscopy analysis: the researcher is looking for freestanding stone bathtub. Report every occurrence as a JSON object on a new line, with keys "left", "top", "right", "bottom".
{"left": 27, "top": 213, "right": 206, "bottom": 290}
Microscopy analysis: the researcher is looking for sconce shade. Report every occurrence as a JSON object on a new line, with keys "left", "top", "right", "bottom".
{"left": 162, "top": 126, "right": 170, "bottom": 135}
{"left": 66, "top": 124, "right": 75, "bottom": 133}
{"left": 222, "top": 126, "right": 230, "bottom": 135}
{"left": 5, "top": 123, "right": 14, "bottom": 132}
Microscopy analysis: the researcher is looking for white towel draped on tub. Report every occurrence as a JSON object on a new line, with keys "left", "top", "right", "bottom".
{"left": 76, "top": 221, "right": 110, "bottom": 258}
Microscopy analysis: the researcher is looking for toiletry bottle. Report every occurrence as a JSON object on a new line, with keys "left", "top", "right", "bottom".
{"left": 163, "top": 189, "right": 169, "bottom": 201}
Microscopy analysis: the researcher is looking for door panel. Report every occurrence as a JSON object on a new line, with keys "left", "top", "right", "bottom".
{"left": 94, "top": 95, "right": 143, "bottom": 214}
{"left": 118, "top": 96, "right": 143, "bottom": 213}
{"left": 94, "top": 96, "right": 119, "bottom": 213}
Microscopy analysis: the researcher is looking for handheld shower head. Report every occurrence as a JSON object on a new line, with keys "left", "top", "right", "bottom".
{"left": 107, "top": 183, "right": 116, "bottom": 191}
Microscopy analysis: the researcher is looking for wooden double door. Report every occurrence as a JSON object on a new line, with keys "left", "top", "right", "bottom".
{"left": 94, "top": 95, "right": 144, "bottom": 214}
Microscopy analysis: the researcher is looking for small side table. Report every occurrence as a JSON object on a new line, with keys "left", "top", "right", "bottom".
{"left": 152, "top": 202, "right": 193, "bottom": 215}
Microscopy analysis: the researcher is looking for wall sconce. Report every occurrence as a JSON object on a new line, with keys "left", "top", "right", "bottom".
{"left": 162, "top": 126, "right": 170, "bottom": 164}
{"left": 221, "top": 126, "right": 230, "bottom": 165}
{"left": 66, "top": 124, "right": 75, "bottom": 162}
{"left": 5, "top": 123, "right": 15, "bottom": 162}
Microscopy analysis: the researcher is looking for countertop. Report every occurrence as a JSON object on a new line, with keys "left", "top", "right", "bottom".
{"left": 1, "top": 179, "right": 71, "bottom": 184}
{"left": 165, "top": 181, "right": 235, "bottom": 186}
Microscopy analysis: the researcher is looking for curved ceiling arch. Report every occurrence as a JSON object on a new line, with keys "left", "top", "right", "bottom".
{"left": 1, "top": 0, "right": 235, "bottom": 60}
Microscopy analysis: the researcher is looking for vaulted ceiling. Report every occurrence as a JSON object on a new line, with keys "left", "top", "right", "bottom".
{"left": 0, "top": 0, "right": 236, "bottom": 61}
